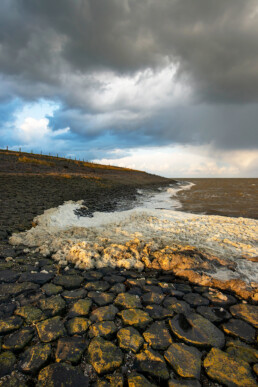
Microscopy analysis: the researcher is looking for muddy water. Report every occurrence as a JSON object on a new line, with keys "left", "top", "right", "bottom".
{"left": 176, "top": 178, "right": 258, "bottom": 219}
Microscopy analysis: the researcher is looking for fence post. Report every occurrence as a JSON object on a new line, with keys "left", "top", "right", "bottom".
{"left": 6, "top": 146, "right": 8, "bottom": 150}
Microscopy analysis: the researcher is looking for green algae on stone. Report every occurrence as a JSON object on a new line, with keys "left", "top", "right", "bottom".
{"left": 0, "top": 316, "right": 23, "bottom": 334}
{"left": 230, "top": 304, "right": 258, "bottom": 328}
{"left": 68, "top": 299, "right": 92, "bottom": 317}
{"left": 88, "top": 337, "right": 123, "bottom": 375}
{"left": 143, "top": 321, "right": 172, "bottom": 350}
{"left": 114, "top": 293, "right": 142, "bottom": 309}
{"left": 90, "top": 305, "right": 118, "bottom": 322}
{"left": 15, "top": 305, "right": 46, "bottom": 324}
{"left": 66, "top": 317, "right": 90, "bottom": 335}
{"left": 53, "top": 275, "right": 83, "bottom": 289}
{"left": 18, "top": 343, "right": 51, "bottom": 374}
{"left": 117, "top": 327, "right": 144, "bottom": 353}
{"left": 164, "top": 343, "right": 201, "bottom": 379}
{"left": 134, "top": 348, "right": 169, "bottom": 380}
{"left": 127, "top": 372, "right": 156, "bottom": 387}
{"left": 36, "top": 316, "right": 66, "bottom": 342}
{"left": 169, "top": 313, "right": 225, "bottom": 348}
{"left": 38, "top": 295, "right": 66, "bottom": 317}
{"left": 204, "top": 347, "right": 257, "bottom": 387}
{"left": 89, "top": 321, "right": 117, "bottom": 339}
{"left": 37, "top": 363, "right": 89, "bottom": 387}
{"left": 0, "top": 351, "right": 16, "bottom": 377}
{"left": 42, "top": 283, "right": 63, "bottom": 296}
{"left": 3, "top": 327, "right": 34, "bottom": 351}
{"left": 120, "top": 309, "right": 152, "bottom": 329}
{"left": 55, "top": 337, "right": 86, "bottom": 363}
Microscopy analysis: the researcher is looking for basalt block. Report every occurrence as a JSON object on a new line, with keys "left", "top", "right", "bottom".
{"left": 143, "top": 321, "right": 173, "bottom": 350}
{"left": 88, "top": 337, "right": 123, "bottom": 375}
{"left": 117, "top": 327, "right": 144, "bottom": 353}
{"left": 120, "top": 309, "right": 152, "bottom": 329}
{"left": 36, "top": 316, "right": 66, "bottom": 342}
{"left": 134, "top": 349, "right": 169, "bottom": 380}
{"left": 114, "top": 293, "right": 142, "bottom": 309}
{"left": 18, "top": 343, "right": 51, "bottom": 374}
{"left": 37, "top": 363, "right": 89, "bottom": 386}
{"left": 164, "top": 343, "right": 202, "bottom": 379}
{"left": 230, "top": 304, "right": 258, "bottom": 328}
{"left": 0, "top": 315, "right": 23, "bottom": 334}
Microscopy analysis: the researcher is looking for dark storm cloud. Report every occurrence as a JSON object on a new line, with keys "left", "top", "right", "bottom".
{"left": 0, "top": 0, "right": 258, "bottom": 150}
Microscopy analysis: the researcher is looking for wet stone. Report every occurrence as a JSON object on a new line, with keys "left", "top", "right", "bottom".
{"left": 204, "top": 347, "right": 257, "bottom": 387}
{"left": 127, "top": 287, "right": 143, "bottom": 297}
{"left": 142, "top": 291, "right": 165, "bottom": 305}
{"left": 114, "top": 293, "right": 142, "bottom": 309}
{"left": 174, "top": 283, "right": 192, "bottom": 293}
{"left": 0, "top": 270, "right": 20, "bottom": 283}
{"left": 145, "top": 305, "right": 173, "bottom": 320}
{"left": 88, "top": 337, "right": 123, "bottom": 375}
{"left": 193, "top": 286, "right": 209, "bottom": 293}
{"left": 183, "top": 292, "right": 209, "bottom": 307}
{"left": 0, "top": 303, "right": 17, "bottom": 318}
{"left": 226, "top": 343, "right": 258, "bottom": 363}
{"left": 55, "top": 336, "right": 86, "bottom": 363}
{"left": 62, "top": 288, "right": 87, "bottom": 301}
{"left": 163, "top": 297, "right": 192, "bottom": 315}
{"left": 66, "top": 317, "right": 90, "bottom": 335}
{"left": 15, "top": 305, "right": 46, "bottom": 324}
{"left": 164, "top": 343, "right": 202, "bottom": 379}
{"left": 0, "top": 316, "right": 23, "bottom": 334}
{"left": 88, "top": 291, "right": 115, "bottom": 306}
{"left": 110, "top": 283, "right": 126, "bottom": 294}
{"left": 36, "top": 316, "right": 66, "bottom": 342}
{"left": 0, "top": 375, "right": 28, "bottom": 387}
{"left": 83, "top": 271, "right": 103, "bottom": 281}
{"left": 168, "top": 378, "right": 201, "bottom": 387}
{"left": 127, "top": 372, "right": 156, "bottom": 387}
{"left": 134, "top": 348, "right": 169, "bottom": 380}
{"left": 203, "top": 291, "right": 237, "bottom": 306}
{"left": 90, "top": 305, "right": 118, "bottom": 322}
{"left": 68, "top": 299, "right": 92, "bottom": 317}
{"left": 0, "top": 351, "right": 16, "bottom": 377}
{"left": 230, "top": 303, "right": 258, "bottom": 328}
{"left": 222, "top": 318, "right": 256, "bottom": 343}
{"left": 143, "top": 321, "right": 173, "bottom": 350}
{"left": 103, "top": 274, "right": 126, "bottom": 284}
{"left": 117, "top": 327, "right": 144, "bottom": 353}
{"left": 120, "top": 309, "right": 152, "bottom": 329}
{"left": 169, "top": 313, "right": 225, "bottom": 348}
{"left": 53, "top": 275, "right": 83, "bottom": 289}
{"left": 18, "top": 343, "right": 51, "bottom": 374}
{"left": 196, "top": 305, "right": 231, "bottom": 323}
{"left": 89, "top": 321, "right": 117, "bottom": 339}
{"left": 37, "top": 363, "right": 89, "bottom": 387}
{"left": 85, "top": 281, "right": 110, "bottom": 292}
{"left": 3, "top": 327, "right": 34, "bottom": 351}
{"left": 42, "top": 283, "right": 63, "bottom": 296}
{"left": 38, "top": 295, "right": 66, "bottom": 317}
{"left": 0, "top": 282, "right": 39, "bottom": 297}
{"left": 19, "top": 272, "right": 53, "bottom": 285}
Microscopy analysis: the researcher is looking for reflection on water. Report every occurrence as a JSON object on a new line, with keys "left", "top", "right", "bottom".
{"left": 176, "top": 178, "right": 258, "bottom": 219}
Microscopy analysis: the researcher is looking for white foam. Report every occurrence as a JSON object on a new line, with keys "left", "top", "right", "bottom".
{"left": 10, "top": 183, "right": 258, "bottom": 283}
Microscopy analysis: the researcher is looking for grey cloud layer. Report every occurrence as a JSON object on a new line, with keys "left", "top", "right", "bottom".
{"left": 0, "top": 0, "right": 258, "bottom": 150}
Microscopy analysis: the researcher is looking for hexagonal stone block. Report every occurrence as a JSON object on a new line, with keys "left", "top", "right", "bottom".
{"left": 66, "top": 317, "right": 90, "bottom": 335}
{"left": 134, "top": 349, "right": 169, "bottom": 380}
{"left": 0, "top": 351, "right": 16, "bottom": 377}
{"left": 117, "top": 327, "right": 144, "bottom": 353}
{"left": 114, "top": 293, "right": 142, "bottom": 309}
{"left": 53, "top": 275, "right": 83, "bottom": 289}
{"left": 143, "top": 321, "right": 173, "bottom": 350}
{"left": 88, "top": 337, "right": 123, "bottom": 375}
{"left": 128, "top": 372, "right": 156, "bottom": 386}
{"left": 3, "top": 327, "right": 34, "bottom": 351}
{"left": 89, "top": 321, "right": 117, "bottom": 339}
{"left": 36, "top": 316, "right": 66, "bottom": 342}
{"left": 222, "top": 318, "right": 256, "bottom": 343}
{"left": 164, "top": 343, "right": 202, "bottom": 379}
{"left": 196, "top": 306, "right": 231, "bottom": 323}
{"left": 90, "top": 305, "right": 118, "bottom": 322}
{"left": 230, "top": 304, "right": 258, "bottom": 328}
{"left": 37, "top": 363, "right": 89, "bottom": 386}
{"left": 68, "top": 299, "right": 92, "bottom": 317}
{"left": 85, "top": 281, "right": 110, "bottom": 292}
{"left": 0, "top": 316, "right": 23, "bottom": 334}
{"left": 18, "top": 343, "right": 51, "bottom": 374}
{"left": 88, "top": 292, "right": 115, "bottom": 306}
{"left": 15, "top": 305, "right": 46, "bottom": 324}
{"left": 55, "top": 337, "right": 86, "bottom": 363}
{"left": 42, "top": 283, "right": 63, "bottom": 296}
{"left": 203, "top": 291, "right": 236, "bottom": 307}
{"left": 120, "top": 309, "right": 152, "bottom": 329}
{"left": 183, "top": 292, "right": 209, "bottom": 307}
{"left": 38, "top": 295, "right": 66, "bottom": 317}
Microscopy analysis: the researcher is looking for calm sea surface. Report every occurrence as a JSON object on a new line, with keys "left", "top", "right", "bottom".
{"left": 176, "top": 178, "right": 258, "bottom": 219}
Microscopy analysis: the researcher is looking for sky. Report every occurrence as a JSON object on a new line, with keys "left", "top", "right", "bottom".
{"left": 0, "top": 0, "right": 258, "bottom": 177}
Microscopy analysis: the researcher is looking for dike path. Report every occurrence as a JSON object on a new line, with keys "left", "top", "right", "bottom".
{"left": 0, "top": 173, "right": 257, "bottom": 386}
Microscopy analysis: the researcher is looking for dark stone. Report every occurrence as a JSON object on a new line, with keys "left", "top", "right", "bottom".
{"left": 117, "top": 327, "right": 144, "bottom": 353}
{"left": 127, "top": 373, "right": 156, "bottom": 386}
{"left": 168, "top": 378, "right": 201, "bottom": 387}
{"left": 85, "top": 281, "right": 110, "bottom": 292}
{"left": 62, "top": 288, "right": 87, "bottom": 301}
{"left": 183, "top": 292, "right": 209, "bottom": 307}
{"left": 203, "top": 291, "right": 237, "bottom": 307}
{"left": 134, "top": 348, "right": 169, "bottom": 380}
{"left": 38, "top": 295, "right": 66, "bottom": 317}
{"left": 18, "top": 343, "right": 51, "bottom": 374}
{"left": 88, "top": 291, "right": 115, "bottom": 306}
{"left": 143, "top": 321, "right": 172, "bottom": 350}
{"left": 88, "top": 337, "right": 123, "bottom": 375}
{"left": 0, "top": 282, "right": 39, "bottom": 297}
{"left": 103, "top": 275, "right": 126, "bottom": 283}
{"left": 163, "top": 297, "right": 192, "bottom": 315}
{"left": 42, "top": 283, "right": 63, "bottom": 296}
{"left": 3, "top": 327, "right": 34, "bottom": 351}
{"left": 0, "top": 375, "right": 28, "bottom": 386}
{"left": 83, "top": 271, "right": 103, "bottom": 281}
{"left": 89, "top": 321, "right": 117, "bottom": 339}
{"left": 0, "top": 315, "right": 23, "bottom": 334}
{"left": 0, "top": 303, "right": 17, "bottom": 318}
{"left": 142, "top": 292, "right": 165, "bottom": 305}
{"left": 222, "top": 318, "right": 256, "bottom": 343}
{"left": 169, "top": 313, "right": 225, "bottom": 348}
{"left": 230, "top": 304, "right": 258, "bottom": 328}
{"left": 55, "top": 337, "right": 86, "bottom": 363}
{"left": 15, "top": 305, "right": 46, "bottom": 324}
{"left": 19, "top": 272, "right": 54, "bottom": 285}
{"left": 174, "top": 283, "right": 192, "bottom": 293}
{"left": 196, "top": 305, "right": 231, "bottom": 323}
{"left": 53, "top": 275, "right": 83, "bottom": 289}
{"left": 164, "top": 343, "right": 202, "bottom": 379}
{"left": 90, "top": 305, "right": 118, "bottom": 322}
{"left": 115, "top": 293, "right": 142, "bottom": 309}
{"left": 36, "top": 316, "right": 66, "bottom": 342}
{"left": 127, "top": 287, "right": 143, "bottom": 296}
{"left": 0, "top": 351, "right": 16, "bottom": 377}
{"left": 68, "top": 299, "right": 92, "bottom": 317}
{"left": 145, "top": 305, "right": 173, "bottom": 320}
{"left": 110, "top": 283, "right": 126, "bottom": 294}
{"left": 0, "top": 270, "right": 20, "bottom": 283}
{"left": 37, "top": 363, "right": 89, "bottom": 386}
{"left": 120, "top": 308, "right": 152, "bottom": 329}
{"left": 66, "top": 317, "right": 90, "bottom": 335}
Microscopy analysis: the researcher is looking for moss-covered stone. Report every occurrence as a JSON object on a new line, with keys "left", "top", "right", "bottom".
{"left": 55, "top": 337, "right": 86, "bottom": 363}
{"left": 117, "top": 327, "right": 144, "bottom": 353}
{"left": 120, "top": 309, "right": 152, "bottom": 329}
{"left": 68, "top": 299, "right": 92, "bottom": 318}
{"left": 143, "top": 321, "right": 172, "bottom": 350}
{"left": 134, "top": 349, "right": 169, "bottom": 380}
{"left": 37, "top": 363, "right": 89, "bottom": 386}
{"left": 15, "top": 305, "right": 46, "bottom": 324}
{"left": 38, "top": 295, "right": 66, "bottom": 317}
{"left": 89, "top": 321, "right": 117, "bottom": 339}
{"left": 88, "top": 337, "right": 123, "bottom": 375}
{"left": 204, "top": 347, "right": 257, "bottom": 387}
{"left": 110, "top": 283, "right": 126, "bottom": 294}
{"left": 66, "top": 317, "right": 90, "bottom": 335}
{"left": 0, "top": 315, "right": 23, "bottom": 334}
{"left": 0, "top": 375, "right": 28, "bottom": 387}
{"left": 85, "top": 281, "right": 110, "bottom": 292}
{"left": 169, "top": 313, "right": 225, "bottom": 348}
{"left": 3, "top": 327, "right": 34, "bottom": 351}
{"left": 53, "top": 275, "right": 83, "bottom": 289}
{"left": 127, "top": 373, "right": 156, "bottom": 386}
{"left": 90, "top": 305, "right": 118, "bottom": 322}
{"left": 114, "top": 293, "right": 142, "bottom": 309}
{"left": 164, "top": 343, "right": 201, "bottom": 379}
{"left": 18, "top": 343, "right": 51, "bottom": 374}
{"left": 254, "top": 363, "right": 258, "bottom": 376}
{"left": 222, "top": 318, "right": 255, "bottom": 343}
{"left": 0, "top": 351, "right": 16, "bottom": 377}
{"left": 42, "top": 283, "right": 62, "bottom": 296}
{"left": 230, "top": 304, "right": 258, "bottom": 328}
{"left": 36, "top": 316, "right": 66, "bottom": 342}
